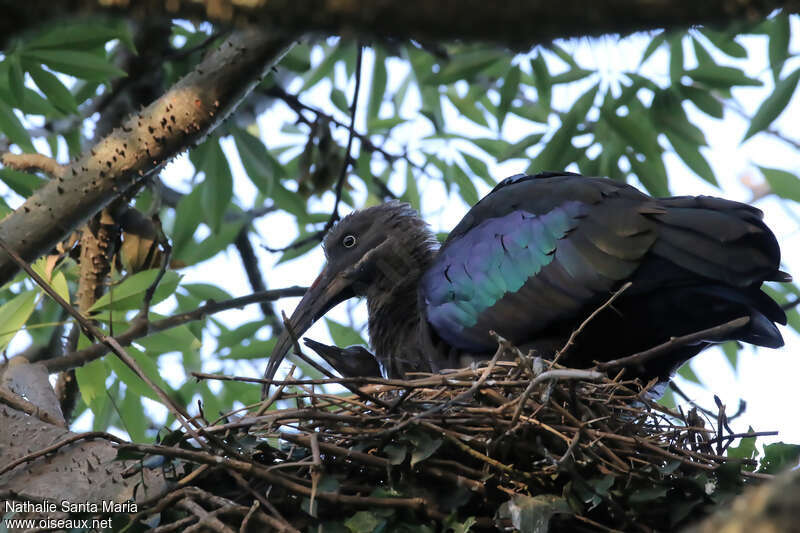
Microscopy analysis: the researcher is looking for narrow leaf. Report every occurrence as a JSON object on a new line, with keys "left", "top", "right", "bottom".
{"left": 742, "top": 68, "right": 800, "bottom": 141}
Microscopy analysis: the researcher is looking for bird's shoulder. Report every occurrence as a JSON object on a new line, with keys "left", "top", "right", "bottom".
{"left": 445, "top": 171, "right": 647, "bottom": 245}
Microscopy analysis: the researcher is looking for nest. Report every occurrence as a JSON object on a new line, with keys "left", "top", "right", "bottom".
{"left": 121, "top": 340, "right": 767, "bottom": 532}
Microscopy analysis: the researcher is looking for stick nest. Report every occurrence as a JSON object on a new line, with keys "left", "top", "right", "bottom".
{"left": 125, "top": 342, "right": 768, "bottom": 533}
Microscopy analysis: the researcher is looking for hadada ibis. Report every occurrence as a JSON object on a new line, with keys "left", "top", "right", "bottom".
{"left": 264, "top": 172, "right": 790, "bottom": 392}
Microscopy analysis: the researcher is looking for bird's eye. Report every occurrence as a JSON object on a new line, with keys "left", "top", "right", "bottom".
{"left": 342, "top": 234, "right": 357, "bottom": 248}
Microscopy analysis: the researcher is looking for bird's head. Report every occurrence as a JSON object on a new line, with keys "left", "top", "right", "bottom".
{"left": 263, "top": 201, "right": 435, "bottom": 388}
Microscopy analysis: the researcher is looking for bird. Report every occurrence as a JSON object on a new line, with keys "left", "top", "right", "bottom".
{"left": 263, "top": 171, "right": 790, "bottom": 393}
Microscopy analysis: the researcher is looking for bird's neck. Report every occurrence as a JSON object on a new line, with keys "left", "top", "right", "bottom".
{"left": 365, "top": 232, "right": 438, "bottom": 377}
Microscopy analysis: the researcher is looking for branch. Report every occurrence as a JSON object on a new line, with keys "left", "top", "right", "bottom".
{"left": 264, "top": 44, "right": 364, "bottom": 253}
{"left": 595, "top": 317, "right": 750, "bottom": 370}
{"left": 2, "top": 1, "right": 798, "bottom": 51}
{"left": 43, "top": 287, "right": 308, "bottom": 373}
{"left": 0, "top": 153, "right": 66, "bottom": 179}
{"left": 0, "top": 29, "right": 294, "bottom": 285}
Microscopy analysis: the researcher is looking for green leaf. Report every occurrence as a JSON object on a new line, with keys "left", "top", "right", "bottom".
{"left": 275, "top": 232, "right": 318, "bottom": 265}
{"left": 759, "top": 166, "right": 800, "bottom": 202}
{"left": 0, "top": 291, "right": 38, "bottom": 351}
{"left": 497, "top": 65, "right": 521, "bottom": 128}
{"left": 679, "top": 84, "right": 724, "bottom": 118}
{"left": 452, "top": 164, "right": 479, "bottom": 205}
{"left": 419, "top": 86, "right": 443, "bottom": 131}
{"left": 550, "top": 68, "right": 594, "bottom": 85}
{"left": 325, "top": 318, "right": 367, "bottom": 347}
{"left": 666, "top": 131, "right": 718, "bottom": 186}
{"left": 742, "top": 68, "right": 800, "bottom": 141}
{"left": 727, "top": 427, "right": 758, "bottom": 471}
{"left": 0, "top": 101, "right": 35, "bottom": 152}
{"left": 628, "top": 151, "right": 670, "bottom": 197}
{"left": 106, "top": 345, "right": 172, "bottom": 402}
{"left": 533, "top": 83, "right": 598, "bottom": 171}
{"left": 182, "top": 283, "right": 232, "bottom": 302}
{"left": 7, "top": 54, "right": 26, "bottom": 108}
{"left": 25, "top": 21, "right": 133, "bottom": 51}
{"left": 171, "top": 186, "right": 203, "bottom": 257}
{"left": 300, "top": 43, "right": 344, "bottom": 92}
{"left": 75, "top": 358, "right": 109, "bottom": 411}
{"left": 603, "top": 109, "right": 662, "bottom": 160}
{"left": 330, "top": 87, "right": 349, "bottom": 114}
{"left": 721, "top": 341, "right": 740, "bottom": 371}
{"left": 279, "top": 43, "right": 311, "bottom": 72}
{"left": 530, "top": 53, "right": 551, "bottom": 109}
{"left": 231, "top": 126, "right": 277, "bottom": 196}
{"left": 217, "top": 320, "right": 266, "bottom": 349}
{"left": 461, "top": 152, "right": 493, "bottom": 185}
{"left": 692, "top": 37, "right": 716, "bottom": 67}
{"left": 28, "top": 64, "right": 78, "bottom": 113}
{"left": 759, "top": 442, "right": 800, "bottom": 474}
{"left": 402, "top": 164, "right": 420, "bottom": 211}
{"left": 21, "top": 49, "right": 126, "bottom": 82}
{"left": 367, "top": 48, "right": 387, "bottom": 123}
{"left": 498, "top": 132, "right": 544, "bottom": 162}
{"left": 180, "top": 220, "right": 245, "bottom": 266}
{"left": 639, "top": 32, "right": 666, "bottom": 66}
{"left": 192, "top": 138, "right": 233, "bottom": 232}
{"left": 366, "top": 116, "right": 406, "bottom": 132}
{"left": 221, "top": 339, "right": 277, "bottom": 360}
{"left": 120, "top": 390, "right": 147, "bottom": 442}
{"left": 344, "top": 511, "right": 381, "bottom": 533}
{"left": 89, "top": 269, "right": 181, "bottom": 312}
{"left": 447, "top": 87, "right": 489, "bottom": 128}
{"left": 409, "top": 430, "right": 442, "bottom": 466}
{"left": 0, "top": 168, "right": 45, "bottom": 197}
{"left": 137, "top": 325, "right": 200, "bottom": 355}
{"left": 700, "top": 29, "right": 747, "bottom": 58}
{"left": 668, "top": 35, "right": 683, "bottom": 84}
{"left": 426, "top": 49, "right": 505, "bottom": 85}
{"left": 768, "top": 13, "right": 791, "bottom": 80}
{"left": 687, "top": 65, "right": 761, "bottom": 89}
{"left": 467, "top": 137, "right": 512, "bottom": 158}
{"left": 270, "top": 182, "right": 309, "bottom": 222}
{"left": 677, "top": 362, "right": 701, "bottom": 385}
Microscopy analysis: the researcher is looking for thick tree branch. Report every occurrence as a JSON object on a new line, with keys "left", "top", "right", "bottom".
{"left": 1, "top": 1, "right": 798, "bottom": 50}
{"left": 0, "top": 29, "right": 293, "bottom": 285}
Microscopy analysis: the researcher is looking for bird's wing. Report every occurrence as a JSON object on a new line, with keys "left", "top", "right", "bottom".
{"left": 420, "top": 173, "right": 784, "bottom": 352}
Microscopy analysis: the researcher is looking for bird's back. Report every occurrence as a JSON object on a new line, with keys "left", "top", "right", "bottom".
{"left": 421, "top": 172, "right": 788, "bottom": 380}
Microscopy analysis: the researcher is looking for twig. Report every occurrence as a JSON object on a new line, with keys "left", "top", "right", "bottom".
{"left": 0, "top": 152, "right": 66, "bottom": 179}
{"left": 595, "top": 317, "right": 750, "bottom": 370}
{"left": 552, "top": 282, "right": 632, "bottom": 366}
{"left": 0, "top": 236, "right": 205, "bottom": 446}
{"left": 0, "top": 431, "right": 125, "bottom": 476}
{"left": 263, "top": 44, "right": 365, "bottom": 254}
{"left": 44, "top": 286, "right": 308, "bottom": 372}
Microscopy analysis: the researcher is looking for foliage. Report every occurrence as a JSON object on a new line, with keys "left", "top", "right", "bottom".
{"left": 0, "top": 12, "right": 799, "bottom": 530}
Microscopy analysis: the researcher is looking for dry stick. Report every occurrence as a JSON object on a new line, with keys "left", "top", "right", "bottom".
{"left": 0, "top": 236, "right": 207, "bottom": 446}
{"left": 595, "top": 316, "right": 750, "bottom": 370}
{"left": 226, "top": 469, "right": 296, "bottom": 532}
{"left": 0, "top": 431, "right": 125, "bottom": 476}
{"left": 0, "top": 384, "right": 65, "bottom": 427}
{"left": 551, "top": 282, "right": 632, "bottom": 367}
{"left": 116, "top": 442, "right": 445, "bottom": 519}
{"left": 45, "top": 286, "right": 307, "bottom": 372}
{"left": 510, "top": 369, "right": 605, "bottom": 427}
{"left": 279, "top": 431, "right": 390, "bottom": 468}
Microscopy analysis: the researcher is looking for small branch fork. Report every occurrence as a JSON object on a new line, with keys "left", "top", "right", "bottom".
{"left": 264, "top": 44, "right": 365, "bottom": 254}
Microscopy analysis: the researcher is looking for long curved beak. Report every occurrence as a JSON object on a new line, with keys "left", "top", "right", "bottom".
{"left": 262, "top": 266, "right": 353, "bottom": 398}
